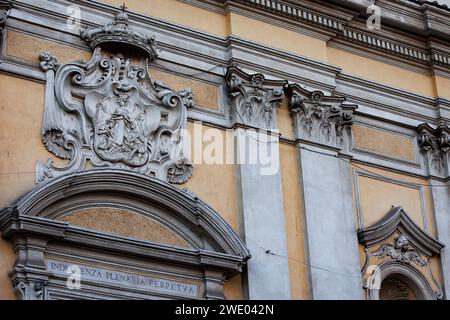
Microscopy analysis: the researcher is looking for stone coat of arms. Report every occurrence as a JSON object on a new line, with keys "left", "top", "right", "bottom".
{"left": 37, "top": 11, "right": 193, "bottom": 184}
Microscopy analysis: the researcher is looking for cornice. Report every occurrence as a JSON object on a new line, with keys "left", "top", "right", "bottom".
{"left": 187, "top": 0, "right": 450, "bottom": 71}
{"left": 229, "top": 0, "right": 347, "bottom": 35}
{"left": 226, "top": 0, "right": 450, "bottom": 70}
{"left": 3, "top": 0, "right": 449, "bottom": 126}
{"left": 407, "top": 0, "right": 450, "bottom": 12}
{"left": 11, "top": 0, "right": 450, "bottom": 72}
{"left": 358, "top": 206, "right": 445, "bottom": 256}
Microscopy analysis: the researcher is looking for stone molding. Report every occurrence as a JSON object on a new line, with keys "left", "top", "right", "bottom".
{"left": 0, "top": 0, "right": 10, "bottom": 39}
{"left": 358, "top": 206, "right": 444, "bottom": 256}
{"left": 358, "top": 206, "right": 445, "bottom": 300}
{"left": 0, "top": 169, "right": 251, "bottom": 300}
{"left": 218, "top": 0, "right": 450, "bottom": 70}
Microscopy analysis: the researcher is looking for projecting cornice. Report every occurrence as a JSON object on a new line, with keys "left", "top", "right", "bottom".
{"left": 190, "top": 0, "right": 450, "bottom": 70}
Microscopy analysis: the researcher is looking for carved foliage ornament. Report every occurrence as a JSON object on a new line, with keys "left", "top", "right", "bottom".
{"left": 226, "top": 67, "right": 285, "bottom": 129}
{"left": 0, "top": 0, "right": 11, "bottom": 37}
{"left": 36, "top": 11, "right": 193, "bottom": 184}
{"left": 285, "top": 84, "right": 357, "bottom": 150}
{"left": 417, "top": 123, "right": 450, "bottom": 177}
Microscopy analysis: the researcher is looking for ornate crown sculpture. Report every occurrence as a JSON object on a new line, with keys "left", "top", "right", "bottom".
{"left": 36, "top": 9, "right": 194, "bottom": 184}
{"left": 80, "top": 10, "right": 157, "bottom": 60}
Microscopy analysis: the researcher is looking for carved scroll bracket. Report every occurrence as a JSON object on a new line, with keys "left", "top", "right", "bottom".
{"left": 0, "top": 0, "right": 11, "bottom": 39}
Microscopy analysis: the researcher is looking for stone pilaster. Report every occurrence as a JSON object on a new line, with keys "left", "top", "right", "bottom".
{"left": 227, "top": 67, "right": 291, "bottom": 299}
{"left": 285, "top": 83, "right": 363, "bottom": 299}
{"left": 417, "top": 123, "right": 450, "bottom": 299}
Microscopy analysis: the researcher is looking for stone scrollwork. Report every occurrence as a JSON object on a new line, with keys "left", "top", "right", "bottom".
{"left": 14, "top": 281, "right": 46, "bottom": 300}
{"left": 36, "top": 11, "right": 193, "bottom": 184}
{"left": 226, "top": 67, "right": 285, "bottom": 130}
{"left": 285, "top": 84, "right": 357, "bottom": 150}
{"left": 417, "top": 123, "right": 450, "bottom": 177}
{"left": 0, "top": 0, "right": 11, "bottom": 39}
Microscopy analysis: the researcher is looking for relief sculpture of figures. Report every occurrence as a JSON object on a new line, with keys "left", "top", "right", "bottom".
{"left": 36, "top": 11, "right": 194, "bottom": 184}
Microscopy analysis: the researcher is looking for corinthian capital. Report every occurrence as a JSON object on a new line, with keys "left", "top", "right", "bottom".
{"left": 417, "top": 123, "right": 450, "bottom": 177}
{"left": 285, "top": 83, "right": 357, "bottom": 150}
{"left": 226, "top": 67, "right": 286, "bottom": 130}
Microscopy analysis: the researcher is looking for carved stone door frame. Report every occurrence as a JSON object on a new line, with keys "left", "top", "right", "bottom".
{"left": 0, "top": 169, "right": 250, "bottom": 300}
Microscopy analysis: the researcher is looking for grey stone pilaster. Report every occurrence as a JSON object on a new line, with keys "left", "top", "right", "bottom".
{"left": 429, "top": 181, "right": 450, "bottom": 299}
{"left": 298, "top": 144, "right": 364, "bottom": 299}
{"left": 236, "top": 129, "right": 291, "bottom": 300}
{"left": 286, "top": 83, "right": 363, "bottom": 299}
{"left": 417, "top": 123, "right": 450, "bottom": 299}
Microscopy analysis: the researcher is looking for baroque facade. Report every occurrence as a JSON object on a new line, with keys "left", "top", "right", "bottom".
{"left": 0, "top": 0, "right": 449, "bottom": 300}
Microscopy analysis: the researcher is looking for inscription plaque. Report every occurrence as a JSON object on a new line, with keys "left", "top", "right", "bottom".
{"left": 47, "top": 259, "right": 199, "bottom": 298}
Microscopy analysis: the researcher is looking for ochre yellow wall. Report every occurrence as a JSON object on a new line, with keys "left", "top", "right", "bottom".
{"left": 100, "top": 0, "right": 228, "bottom": 36}
{"left": 172, "top": 121, "right": 244, "bottom": 299}
{"left": 327, "top": 47, "right": 437, "bottom": 98}
{"left": 0, "top": 74, "right": 62, "bottom": 207}
{"left": 280, "top": 143, "right": 309, "bottom": 299}
{"left": 433, "top": 75, "right": 450, "bottom": 100}
{"left": 227, "top": 13, "right": 328, "bottom": 63}
{"left": 0, "top": 74, "right": 61, "bottom": 299}
{"left": 353, "top": 164, "right": 436, "bottom": 238}
{"left": 278, "top": 100, "right": 295, "bottom": 140}
{"left": 181, "top": 121, "right": 240, "bottom": 232}
{"left": 6, "top": 31, "right": 91, "bottom": 65}
{"left": 353, "top": 125, "right": 415, "bottom": 162}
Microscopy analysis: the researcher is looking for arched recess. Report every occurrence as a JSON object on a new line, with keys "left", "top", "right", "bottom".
{"left": 0, "top": 169, "right": 251, "bottom": 300}
{"left": 358, "top": 207, "right": 445, "bottom": 300}
{"left": 368, "top": 261, "right": 436, "bottom": 300}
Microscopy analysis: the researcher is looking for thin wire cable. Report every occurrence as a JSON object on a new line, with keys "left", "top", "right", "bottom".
{"left": 245, "top": 235, "right": 363, "bottom": 280}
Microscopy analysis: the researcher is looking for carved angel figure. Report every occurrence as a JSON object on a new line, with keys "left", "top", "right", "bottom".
{"left": 373, "top": 234, "right": 428, "bottom": 267}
